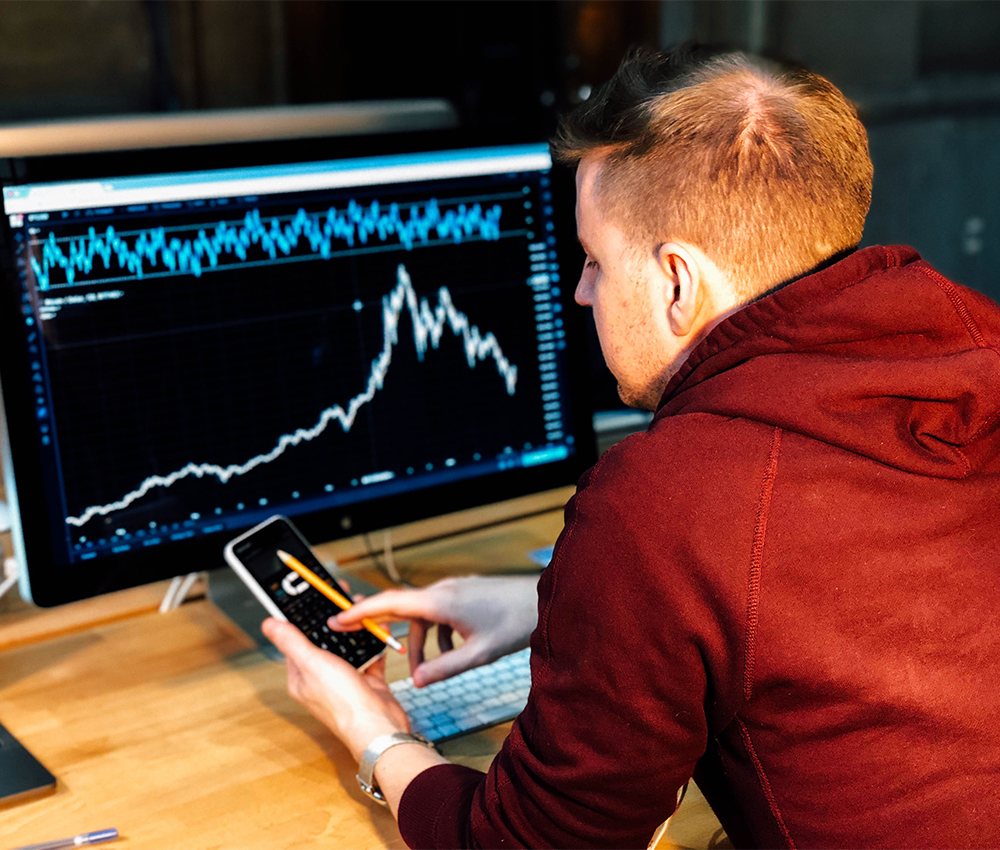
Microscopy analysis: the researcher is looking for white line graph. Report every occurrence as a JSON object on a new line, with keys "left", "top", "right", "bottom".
{"left": 65, "top": 263, "right": 518, "bottom": 527}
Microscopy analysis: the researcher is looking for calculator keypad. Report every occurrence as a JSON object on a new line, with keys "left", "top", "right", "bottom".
{"left": 269, "top": 579, "right": 384, "bottom": 668}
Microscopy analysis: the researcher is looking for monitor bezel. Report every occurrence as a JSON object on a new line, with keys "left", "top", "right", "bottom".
{"left": 0, "top": 115, "right": 594, "bottom": 607}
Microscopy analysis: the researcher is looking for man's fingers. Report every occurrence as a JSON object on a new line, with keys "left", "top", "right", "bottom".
{"left": 412, "top": 643, "right": 482, "bottom": 687}
{"left": 408, "top": 618, "right": 430, "bottom": 674}
{"left": 262, "top": 617, "right": 313, "bottom": 658}
{"left": 438, "top": 623, "right": 455, "bottom": 655}
{"left": 263, "top": 618, "right": 344, "bottom": 670}
{"left": 362, "top": 652, "right": 387, "bottom": 683}
{"left": 334, "top": 588, "right": 438, "bottom": 627}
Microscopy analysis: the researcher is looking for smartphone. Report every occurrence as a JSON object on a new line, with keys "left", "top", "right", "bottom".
{"left": 224, "top": 515, "right": 386, "bottom": 670}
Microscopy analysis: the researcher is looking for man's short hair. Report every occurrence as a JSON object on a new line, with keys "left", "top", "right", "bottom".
{"left": 552, "top": 48, "right": 873, "bottom": 299}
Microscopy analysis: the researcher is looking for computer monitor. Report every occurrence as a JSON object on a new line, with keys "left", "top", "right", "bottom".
{"left": 0, "top": 109, "right": 593, "bottom": 607}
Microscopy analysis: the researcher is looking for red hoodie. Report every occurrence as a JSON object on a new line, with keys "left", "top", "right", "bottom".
{"left": 398, "top": 245, "right": 1000, "bottom": 849}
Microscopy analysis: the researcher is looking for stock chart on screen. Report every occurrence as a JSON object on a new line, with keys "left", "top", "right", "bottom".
{"left": 3, "top": 143, "right": 580, "bottom": 571}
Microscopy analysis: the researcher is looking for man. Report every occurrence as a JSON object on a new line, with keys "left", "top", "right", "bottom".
{"left": 263, "top": 48, "right": 1000, "bottom": 848}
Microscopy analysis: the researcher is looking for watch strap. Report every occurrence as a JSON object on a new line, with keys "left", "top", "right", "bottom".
{"left": 356, "top": 731, "right": 435, "bottom": 805}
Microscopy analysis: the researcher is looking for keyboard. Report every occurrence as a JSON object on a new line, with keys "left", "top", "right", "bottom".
{"left": 389, "top": 647, "right": 532, "bottom": 742}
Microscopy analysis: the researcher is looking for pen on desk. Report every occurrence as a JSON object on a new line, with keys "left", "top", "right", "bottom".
{"left": 11, "top": 828, "right": 118, "bottom": 850}
{"left": 276, "top": 549, "right": 404, "bottom": 653}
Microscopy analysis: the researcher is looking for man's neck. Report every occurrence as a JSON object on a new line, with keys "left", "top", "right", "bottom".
{"left": 748, "top": 245, "right": 859, "bottom": 306}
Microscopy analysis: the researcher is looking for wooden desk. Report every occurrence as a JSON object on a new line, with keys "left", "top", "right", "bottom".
{"left": 0, "top": 502, "right": 727, "bottom": 849}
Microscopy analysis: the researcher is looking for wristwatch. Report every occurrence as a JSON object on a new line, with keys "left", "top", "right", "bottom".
{"left": 356, "top": 731, "right": 436, "bottom": 805}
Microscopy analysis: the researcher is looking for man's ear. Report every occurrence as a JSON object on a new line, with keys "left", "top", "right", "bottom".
{"left": 654, "top": 241, "right": 703, "bottom": 337}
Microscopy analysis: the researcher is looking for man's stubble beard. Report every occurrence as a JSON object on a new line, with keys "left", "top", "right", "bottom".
{"left": 616, "top": 363, "right": 678, "bottom": 412}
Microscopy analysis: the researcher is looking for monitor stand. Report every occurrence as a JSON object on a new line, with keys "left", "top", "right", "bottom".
{"left": 206, "top": 566, "right": 400, "bottom": 661}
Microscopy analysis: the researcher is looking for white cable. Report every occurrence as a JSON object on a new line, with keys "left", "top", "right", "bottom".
{"left": 0, "top": 571, "right": 18, "bottom": 601}
{"left": 159, "top": 575, "right": 183, "bottom": 613}
{"left": 175, "top": 572, "right": 200, "bottom": 606}
{"left": 382, "top": 529, "right": 402, "bottom": 584}
{"left": 0, "top": 553, "right": 18, "bottom": 602}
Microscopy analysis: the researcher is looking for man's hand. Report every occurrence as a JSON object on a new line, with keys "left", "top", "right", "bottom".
{"left": 261, "top": 617, "right": 408, "bottom": 763}
{"left": 262, "top": 617, "right": 449, "bottom": 816}
{"left": 330, "top": 574, "right": 540, "bottom": 687}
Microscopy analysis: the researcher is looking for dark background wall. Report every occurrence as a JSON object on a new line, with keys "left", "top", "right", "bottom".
{"left": 1, "top": 0, "right": 997, "bottom": 411}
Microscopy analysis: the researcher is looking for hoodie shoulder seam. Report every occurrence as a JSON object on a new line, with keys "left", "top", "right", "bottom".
{"left": 917, "top": 266, "right": 992, "bottom": 350}
{"left": 744, "top": 426, "right": 782, "bottom": 701}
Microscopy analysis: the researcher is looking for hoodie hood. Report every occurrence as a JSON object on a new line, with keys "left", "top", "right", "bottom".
{"left": 657, "top": 245, "right": 1000, "bottom": 478}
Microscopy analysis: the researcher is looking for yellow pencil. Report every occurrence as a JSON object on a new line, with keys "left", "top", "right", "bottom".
{"left": 276, "top": 549, "right": 404, "bottom": 653}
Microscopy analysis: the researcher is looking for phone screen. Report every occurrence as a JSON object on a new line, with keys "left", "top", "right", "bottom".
{"left": 228, "top": 517, "right": 386, "bottom": 668}
{"left": 230, "top": 516, "right": 320, "bottom": 590}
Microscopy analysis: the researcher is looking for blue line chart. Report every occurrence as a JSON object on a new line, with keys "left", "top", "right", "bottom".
{"left": 64, "top": 263, "right": 518, "bottom": 527}
{"left": 31, "top": 198, "right": 504, "bottom": 290}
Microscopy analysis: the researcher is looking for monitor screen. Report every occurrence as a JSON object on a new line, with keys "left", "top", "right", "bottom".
{"left": 0, "top": 128, "right": 593, "bottom": 606}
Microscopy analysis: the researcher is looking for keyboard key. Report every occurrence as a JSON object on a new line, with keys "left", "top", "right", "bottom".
{"left": 478, "top": 703, "right": 522, "bottom": 724}
{"left": 389, "top": 648, "right": 532, "bottom": 742}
